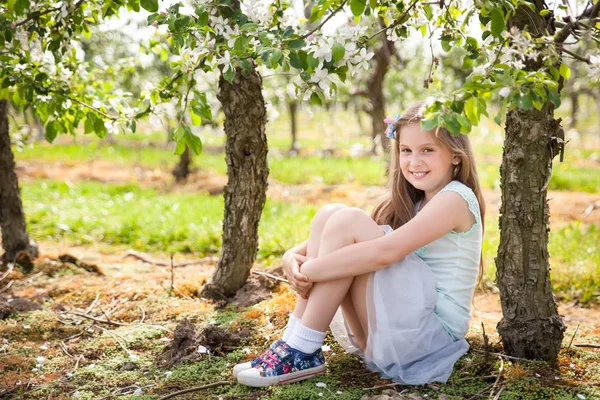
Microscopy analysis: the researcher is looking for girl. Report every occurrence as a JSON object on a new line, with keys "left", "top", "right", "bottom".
{"left": 233, "top": 101, "right": 485, "bottom": 387}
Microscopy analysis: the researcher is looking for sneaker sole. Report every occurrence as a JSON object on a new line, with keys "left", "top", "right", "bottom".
{"left": 237, "top": 364, "right": 327, "bottom": 387}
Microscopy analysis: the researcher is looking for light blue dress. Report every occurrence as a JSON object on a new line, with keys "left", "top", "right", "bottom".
{"left": 330, "top": 181, "right": 483, "bottom": 385}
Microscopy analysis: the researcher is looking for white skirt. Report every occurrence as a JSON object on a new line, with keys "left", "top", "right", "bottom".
{"left": 330, "top": 225, "right": 469, "bottom": 385}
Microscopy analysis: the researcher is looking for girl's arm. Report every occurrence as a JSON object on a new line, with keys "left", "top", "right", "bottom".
{"left": 286, "top": 240, "right": 308, "bottom": 257}
{"left": 300, "top": 191, "right": 473, "bottom": 282}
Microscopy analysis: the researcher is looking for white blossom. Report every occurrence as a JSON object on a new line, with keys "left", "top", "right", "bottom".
{"left": 310, "top": 65, "right": 334, "bottom": 91}
{"left": 223, "top": 25, "right": 240, "bottom": 48}
{"left": 281, "top": 7, "right": 299, "bottom": 28}
{"left": 104, "top": 121, "right": 119, "bottom": 135}
{"left": 351, "top": 47, "right": 374, "bottom": 73}
{"left": 209, "top": 15, "right": 228, "bottom": 35}
{"left": 312, "top": 37, "right": 335, "bottom": 63}
{"left": 217, "top": 50, "right": 233, "bottom": 74}
{"left": 315, "top": 382, "right": 327, "bottom": 388}
{"left": 241, "top": 0, "right": 274, "bottom": 25}
{"left": 499, "top": 87, "right": 511, "bottom": 98}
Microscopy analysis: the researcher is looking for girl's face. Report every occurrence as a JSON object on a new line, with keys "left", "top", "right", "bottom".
{"left": 398, "top": 123, "right": 457, "bottom": 200}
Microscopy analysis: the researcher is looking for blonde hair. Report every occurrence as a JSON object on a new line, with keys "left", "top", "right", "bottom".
{"left": 371, "top": 101, "right": 486, "bottom": 278}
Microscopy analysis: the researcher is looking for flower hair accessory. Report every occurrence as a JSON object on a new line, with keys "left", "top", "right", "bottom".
{"left": 384, "top": 113, "right": 402, "bottom": 140}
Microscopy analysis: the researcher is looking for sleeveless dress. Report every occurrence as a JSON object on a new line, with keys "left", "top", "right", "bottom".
{"left": 330, "top": 181, "right": 483, "bottom": 385}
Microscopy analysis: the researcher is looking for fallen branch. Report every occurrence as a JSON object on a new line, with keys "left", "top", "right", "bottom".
{"left": 567, "top": 324, "right": 580, "bottom": 351}
{"left": 138, "top": 305, "right": 146, "bottom": 324}
{"left": 363, "top": 382, "right": 401, "bottom": 391}
{"left": 155, "top": 381, "right": 232, "bottom": 400}
{"left": 0, "top": 265, "right": 14, "bottom": 283}
{"left": 68, "top": 311, "right": 126, "bottom": 327}
{"left": 472, "top": 349, "right": 524, "bottom": 362}
{"left": 489, "top": 357, "right": 504, "bottom": 398}
{"left": 98, "top": 326, "right": 131, "bottom": 356}
{"left": 251, "top": 270, "right": 288, "bottom": 284}
{"left": 492, "top": 386, "right": 505, "bottom": 400}
{"left": 574, "top": 343, "right": 600, "bottom": 348}
{"left": 124, "top": 250, "right": 213, "bottom": 267}
{"left": 0, "top": 280, "right": 14, "bottom": 294}
{"left": 85, "top": 293, "right": 102, "bottom": 314}
{"left": 60, "top": 341, "right": 75, "bottom": 360}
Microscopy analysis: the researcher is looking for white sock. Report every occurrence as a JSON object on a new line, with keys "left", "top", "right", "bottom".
{"left": 286, "top": 321, "right": 327, "bottom": 354}
{"left": 282, "top": 315, "right": 300, "bottom": 342}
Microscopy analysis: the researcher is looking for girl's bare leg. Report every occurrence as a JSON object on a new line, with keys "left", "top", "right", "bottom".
{"left": 290, "top": 204, "right": 348, "bottom": 319}
{"left": 299, "top": 208, "right": 384, "bottom": 347}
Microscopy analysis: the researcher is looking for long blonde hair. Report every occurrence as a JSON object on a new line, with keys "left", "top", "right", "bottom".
{"left": 371, "top": 101, "right": 486, "bottom": 275}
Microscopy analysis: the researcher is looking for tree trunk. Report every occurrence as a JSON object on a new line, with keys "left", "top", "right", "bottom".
{"left": 367, "top": 19, "right": 395, "bottom": 155}
{"left": 289, "top": 101, "right": 298, "bottom": 152}
{"left": 496, "top": 2, "right": 566, "bottom": 362}
{"left": 172, "top": 146, "right": 191, "bottom": 182}
{"left": 570, "top": 91, "right": 578, "bottom": 129}
{"left": 201, "top": 67, "right": 268, "bottom": 299}
{"left": 0, "top": 100, "right": 39, "bottom": 264}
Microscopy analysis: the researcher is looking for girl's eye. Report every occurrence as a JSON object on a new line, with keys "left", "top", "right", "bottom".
{"left": 423, "top": 148, "right": 433, "bottom": 153}
{"left": 400, "top": 149, "right": 411, "bottom": 153}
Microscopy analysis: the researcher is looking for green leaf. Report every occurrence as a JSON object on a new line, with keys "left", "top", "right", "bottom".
{"left": 84, "top": 114, "right": 95, "bottom": 134}
{"left": 290, "top": 52, "right": 302, "bottom": 69}
{"left": 130, "top": 120, "right": 137, "bottom": 133}
{"left": 192, "top": 93, "right": 212, "bottom": 120}
{"left": 185, "top": 129, "right": 203, "bottom": 155}
{"left": 559, "top": 63, "right": 571, "bottom": 80}
{"left": 94, "top": 116, "right": 107, "bottom": 138}
{"left": 173, "top": 136, "right": 187, "bottom": 155}
{"left": 240, "top": 23, "right": 258, "bottom": 31}
{"left": 140, "top": 0, "right": 158, "bottom": 12}
{"left": 494, "top": 114, "right": 502, "bottom": 125}
{"left": 306, "top": 54, "right": 319, "bottom": 69}
{"left": 548, "top": 89, "right": 561, "bottom": 107}
{"left": 287, "top": 39, "right": 305, "bottom": 49}
{"left": 421, "top": 115, "right": 439, "bottom": 131}
{"left": 332, "top": 43, "right": 345, "bottom": 63}
{"left": 350, "top": 0, "right": 367, "bottom": 17}
{"left": 239, "top": 59, "right": 252, "bottom": 72}
{"left": 518, "top": 93, "right": 533, "bottom": 110}
{"left": 198, "top": 11, "right": 208, "bottom": 27}
{"left": 223, "top": 67, "right": 235, "bottom": 83}
{"left": 45, "top": 120, "right": 58, "bottom": 143}
{"left": 190, "top": 109, "right": 202, "bottom": 126}
{"left": 465, "top": 97, "right": 479, "bottom": 125}
{"left": 443, "top": 114, "right": 461, "bottom": 135}
{"left": 490, "top": 8, "right": 505, "bottom": 38}
{"left": 540, "top": 9, "right": 550, "bottom": 16}
{"left": 271, "top": 49, "right": 283, "bottom": 64}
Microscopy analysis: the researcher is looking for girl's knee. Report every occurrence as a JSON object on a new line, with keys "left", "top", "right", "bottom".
{"left": 322, "top": 207, "right": 375, "bottom": 235}
{"left": 311, "top": 203, "right": 348, "bottom": 232}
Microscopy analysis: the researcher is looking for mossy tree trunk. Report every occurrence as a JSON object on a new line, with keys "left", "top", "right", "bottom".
{"left": 496, "top": 1, "right": 566, "bottom": 362}
{"left": 0, "top": 99, "right": 39, "bottom": 264}
{"left": 201, "top": 67, "right": 268, "bottom": 299}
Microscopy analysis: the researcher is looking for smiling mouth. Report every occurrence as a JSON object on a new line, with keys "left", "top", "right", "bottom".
{"left": 411, "top": 171, "right": 429, "bottom": 177}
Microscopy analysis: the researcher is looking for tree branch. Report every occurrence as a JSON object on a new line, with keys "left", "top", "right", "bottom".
{"left": 365, "top": 0, "right": 421, "bottom": 42}
{"left": 555, "top": 0, "right": 600, "bottom": 43}
{"left": 14, "top": 0, "right": 85, "bottom": 28}
{"left": 299, "top": 0, "right": 348, "bottom": 40}
{"left": 557, "top": 46, "right": 591, "bottom": 63}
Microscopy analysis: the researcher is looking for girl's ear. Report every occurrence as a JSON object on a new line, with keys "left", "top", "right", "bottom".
{"left": 452, "top": 156, "right": 461, "bottom": 165}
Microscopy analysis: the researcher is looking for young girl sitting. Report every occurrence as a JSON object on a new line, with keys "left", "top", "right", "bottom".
{"left": 233, "top": 101, "right": 485, "bottom": 387}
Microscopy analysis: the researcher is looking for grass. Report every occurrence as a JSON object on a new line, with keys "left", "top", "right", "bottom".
{"left": 21, "top": 179, "right": 600, "bottom": 305}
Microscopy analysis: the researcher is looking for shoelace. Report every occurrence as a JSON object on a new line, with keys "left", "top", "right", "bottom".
{"left": 258, "top": 350, "right": 279, "bottom": 369}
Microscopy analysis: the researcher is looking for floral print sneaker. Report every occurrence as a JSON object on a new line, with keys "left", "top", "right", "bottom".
{"left": 232, "top": 339, "right": 284, "bottom": 377}
{"left": 236, "top": 341, "right": 326, "bottom": 387}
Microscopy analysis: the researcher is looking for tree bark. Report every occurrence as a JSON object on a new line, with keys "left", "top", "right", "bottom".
{"left": 0, "top": 100, "right": 39, "bottom": 263}
{"left": 289, "top": 101, "right": 298, "bottom": 152}
{"left": 570, "top": 91, "right": 578, "bottom": 129}
{"left": 172, "top": 146, "right": 191, "bottom": 182}
{"left": 496, "top": 1, "right": 565, "bottom": 362}
{"left": 201, "top": 67, "right": 268, "bottom": 299}
{"left": 367, "top": 19, "right": 395, "bottom": 155}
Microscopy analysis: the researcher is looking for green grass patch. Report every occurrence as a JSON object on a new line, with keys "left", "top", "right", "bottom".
{"left": 22, "top": 180, "right": 317, "bottom": 257}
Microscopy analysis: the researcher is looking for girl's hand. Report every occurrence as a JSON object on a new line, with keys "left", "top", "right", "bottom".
{"left": 283, "top": 250, "right": 312, "bottom": 299}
